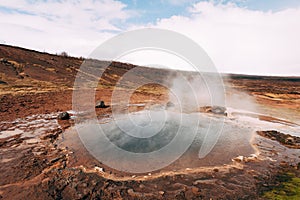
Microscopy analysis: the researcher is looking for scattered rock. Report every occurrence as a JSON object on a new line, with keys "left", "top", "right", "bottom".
{"left": 57, "top": 112, "right": 70, "bottom": 120}
{"left": 0, "top": 80, "right": 7, "bottom": 84}
{"left": 280, "top": 161, "right": 289, "bottom": 167}
{"left": 232, "top": 156, "right": 244, "bottom": 162}
{"left": 166, "top": 101, "right": 175, "bottom": 108}
{"left": 0, "top": 58, "right": 11, "bottom": 65}
{"left": 40, "top": 129, "right": 62, "bottom": 141}
{"left": 95, "top": 101, "right": 109, "bottom": 108}
{"left": 213, "top": 168, "right": 219, "bottom": 172}
{"left": 285, "top": 137, "right": 294, "bottom": 145}
{"left": 94, "top": 166, "right": 104, "bottom": 172}
{"left": 191, "top": 186, "right": 199, "bottom": 195}
{"left": 199, "top": 106, "right": 227, "bottom": 115}
{"left": 33, "top": 151, "right": 44, "bottom": 156}
{"left": 244, "top": 154, "right": 258, "bottom": 163}
{"left": 127, "top": 189, "right": 135, "bottom": 196}
{"left": 26, "top": 138, "right": 39, "bottom": 145}
{"left": 211, "top": 106, "right": 227, "bottom": 115}
{"left": 50, "top": 157, "right": 61, "bottom": 164}
{"left": 257, "top": 130, "right": 300, "bottom": 149}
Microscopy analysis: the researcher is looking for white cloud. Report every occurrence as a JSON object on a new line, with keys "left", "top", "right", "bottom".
{"left": 0, "top": 0, "right": 135, "bottom": 56}
{"left": 0, "top": 1, "right": 299, "bottom": 75}
{"left": 124, "top": 2, "right": 300, "bottom": 75}
{"left": 151, "top": 2, "right": 300, "bottom": 75}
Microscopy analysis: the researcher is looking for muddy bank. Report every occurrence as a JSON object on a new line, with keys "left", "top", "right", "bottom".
{"left": 1, "top": 94, "right": 300, "bottom": 199}
{"left": 1, "top": 120, "right": 299, "bottom": 198}
{"left": 1, "top": 45, "right": 300, "bottom": 199}
{"left": 257, "top": 130, "right": 300, "bottom": 149}
{"left": 0, "top": 91, "right": 73, "bottom": 122}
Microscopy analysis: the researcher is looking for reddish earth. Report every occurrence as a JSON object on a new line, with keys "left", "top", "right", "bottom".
{"left": 0, "top": 44, "right": 300, "bottom": 199}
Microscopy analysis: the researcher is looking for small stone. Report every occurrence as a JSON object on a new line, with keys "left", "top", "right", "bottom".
{"left": 280, "top": 161, "right": 288, "bottom": 167}
{"left": 213, "top": 168, "right": 219, "bottom": 172}
{"left": 250, "top": 154, "right": 258, "bottom": 158}
{"left": 50, "top": 156, "right": 61, "bottom": 163}
{"left": 57, "top": 112, "right": 70, "bottom": 120}
{"left": 232, "top": 155, "right": 244, "bottom": 162}
{"left": 127, "top": 189, "right": 135, "bottom": 196}
{"left": 94, "top": 166, "right": 104, "bottom": 172}
{"left": 95, "top": 101, "right": 109, "bottom": 108}
{"left": 199, "top": 106, "right": 227, "bottom": 115}
{"left": 33, "top": 151, "right": 44, "bottom": 156}
{"left": 211, "top": 106, "right": 226, "bottom": 115}
{"left": 26, "top": 138, "right": 39, "bottom": 144}
{"left": 166, "top": 101, "right": 175, "bottom": 108}
{"left": 285, "top": 137, "right": 294, "bottom": 144}
{"left": 191, "top": 186, "right": 199, "bottom": 194}
{"left": 244, "top": 154, "right": 258, "bottom": 162}
{"left": 0, "top": 80, "right": 7, "bottom": 85}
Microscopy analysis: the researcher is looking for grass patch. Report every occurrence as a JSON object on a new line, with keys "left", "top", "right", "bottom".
{"left": 263, "top": 172, "right": 300, "bottom": 200}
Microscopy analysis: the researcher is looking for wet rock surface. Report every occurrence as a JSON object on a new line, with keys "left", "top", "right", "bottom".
{"left": 0, "top": 107, "right": 299, "bottom": 200}
{"left": 257, "top": 130, "right": 300, "bottom": 149}
{"left": 95, "top": 101, "right": 109, "bottom": 108}
{"left": 199, "top": 106, "right": 227, "bottom": 115}
{"left": 0, "top": 80, "right": 7, "bottom": 84}
{"left": 57, "top": 112, "right": 70, "bottom": 120}
{"left": 166, "top": 101, "right": 175, "bottom": 108}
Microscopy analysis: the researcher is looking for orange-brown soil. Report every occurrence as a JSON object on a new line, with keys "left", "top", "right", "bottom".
{"left": 0, "top": 44, "right": 300, "bottom": 199}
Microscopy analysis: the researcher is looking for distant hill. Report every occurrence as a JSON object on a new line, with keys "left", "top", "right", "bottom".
{"left": 0, "top": 44, "right": 174, "bottom": 95}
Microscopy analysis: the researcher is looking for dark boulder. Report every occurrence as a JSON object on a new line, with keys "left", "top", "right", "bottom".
{"left": 166, "top": 101, "right": 175, "bottom": 108}
{"left": 95, "top": 101, "right": 109, "bottom": 108}
{"left": 0, "top": 80, "right": 7, "bottom": 84}
{"left": 257, "top": 130, "right": 300, "bottom": 149}
{"left": 57, "top": 112, "right": 70, "bottom": 120}
{"left": 211, "top": 106, "right": 226, "bottom": 115}
{"left": 199, "top": 106, "right": 227, "bottom": 115}
{"left": 0, "top": 58, "right": 11, "bottom": 66}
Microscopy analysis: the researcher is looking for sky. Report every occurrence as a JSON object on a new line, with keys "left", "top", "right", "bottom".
{"left": 0, "top": 0, "right": 300, "bottom": 75}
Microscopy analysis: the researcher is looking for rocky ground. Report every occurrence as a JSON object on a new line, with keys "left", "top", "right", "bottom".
{"left": 0, "top": 44, "right": 300, "bottom": 199}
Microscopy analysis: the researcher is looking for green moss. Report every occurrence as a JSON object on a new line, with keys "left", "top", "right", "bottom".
{"left": 263, "top": 173, "right": 300, "bottom": 200}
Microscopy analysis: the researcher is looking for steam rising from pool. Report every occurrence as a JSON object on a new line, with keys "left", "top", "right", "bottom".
{"left": 74, "top": 68, "right": 268, "bottom": 173}
{"left": 77, "top": 106, "right": 260, "bottom": 173}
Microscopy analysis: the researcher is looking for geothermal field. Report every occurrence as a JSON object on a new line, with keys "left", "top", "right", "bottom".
{"left": 0, "top": 44, "right": 300, "bottom": 199}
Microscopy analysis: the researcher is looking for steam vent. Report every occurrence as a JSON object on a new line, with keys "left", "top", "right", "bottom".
{"left": 1, "top": 44, "right": 300, "bottom": 199}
